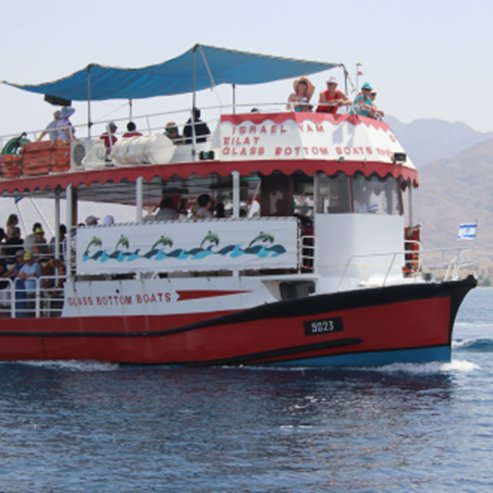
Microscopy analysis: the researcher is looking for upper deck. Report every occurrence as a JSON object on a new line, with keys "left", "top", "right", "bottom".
{"left": 0, "top": 111, "right": 417, "bottom": 203}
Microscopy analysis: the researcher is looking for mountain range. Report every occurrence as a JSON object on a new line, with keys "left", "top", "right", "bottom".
{"left": 386, "top": 115, "right": 493, "bottom": 167}
{"left": 388, "top": 116, "right": 493, "bottom": 281}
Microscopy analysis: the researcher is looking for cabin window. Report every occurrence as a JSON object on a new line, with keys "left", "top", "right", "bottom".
{"left": 315, "top": 173, "right": 351, "bottom": 213}
{"left": 351, "top": 174, "right": 402, "bottom": 215}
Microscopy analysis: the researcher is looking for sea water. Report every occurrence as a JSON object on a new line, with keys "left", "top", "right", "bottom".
{"left": 0, "top": 288, "right": 492, "bottom": 493}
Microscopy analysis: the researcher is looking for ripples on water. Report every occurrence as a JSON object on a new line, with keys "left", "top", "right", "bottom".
{"left": 0, "top": 289, "right": 492, "bottom": 492}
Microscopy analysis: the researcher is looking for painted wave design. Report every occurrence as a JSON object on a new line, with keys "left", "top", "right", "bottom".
{"left": 83, "top": 244, "right": 287, "bottom": 263}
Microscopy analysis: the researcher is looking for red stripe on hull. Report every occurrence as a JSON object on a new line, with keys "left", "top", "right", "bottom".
{"left": 0, "top": 296, "right": 452, "bottom": 365}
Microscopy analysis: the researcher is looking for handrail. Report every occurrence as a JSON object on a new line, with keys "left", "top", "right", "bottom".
{"left": 0, "top": 275, "right": 66, "bottom": 318}
{"left": 336, "top": 246, "right": 477, "bottom": 291}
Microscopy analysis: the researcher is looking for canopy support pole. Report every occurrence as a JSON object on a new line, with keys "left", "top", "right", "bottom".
{"left": 54, "top": 189, "right": 61, "bottom": 260}
{"left": 136, "top": 177, "right": 143, "bottom": 222}
{"left": 232, "top": 171, "right": 240, "bottom": 218}
{"left": 191, "top": 46, "right": 198, "bottom": 161}
{"left": 129, "top": 99, "right": 133, "bottom": 121}
{"left": 199, "top": 45, "right": 222, "bottom": 110}
{"left": 408, "top": 187, "right": 413, "bottom": 227}
{"left": 87, "top": 65, "right": 93, "bottom": 139}
{"left": 65, "top": 184, "right": 73, "bottom": 278}
{"left": 232, "top": 84, "right": 236, "bottom": 114}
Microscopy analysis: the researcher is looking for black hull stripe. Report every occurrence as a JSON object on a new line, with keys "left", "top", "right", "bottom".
{"left": 0, "top": 276, "right": 476, "bottom": 339}
{"left": 178, "top": 342, "right": 448, "bottom": 367}
{"left": 183, "top": 337, "right": 363, "bottom": 367}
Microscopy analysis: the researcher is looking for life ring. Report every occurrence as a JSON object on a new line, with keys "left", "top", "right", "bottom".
{"left": 1, "top": 135, "right": 30, "bottom": 155}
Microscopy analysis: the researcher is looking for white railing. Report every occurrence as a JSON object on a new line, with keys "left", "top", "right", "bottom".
{"left": 0, "top": 276, "right": 65, "bottom": 319}
{"left": 336, "top": 246, "right": 477, "bottom": 291}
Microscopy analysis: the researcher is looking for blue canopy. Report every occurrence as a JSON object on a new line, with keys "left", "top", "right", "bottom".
{"left": 3, "top": 44, "right": 341, "bottom": 101}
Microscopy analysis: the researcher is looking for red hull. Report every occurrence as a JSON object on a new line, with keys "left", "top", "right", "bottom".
{"left": 0, "top": 277, "right": 475, "bottom": 366}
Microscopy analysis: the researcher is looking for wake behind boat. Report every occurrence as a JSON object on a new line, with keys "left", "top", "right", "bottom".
{"left": 0, "top": 45, "right": 477, "bottom": 366}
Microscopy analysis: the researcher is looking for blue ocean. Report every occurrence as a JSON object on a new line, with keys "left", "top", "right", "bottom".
{"left": 0, "top": 288, "right": 492, "bottom": 493}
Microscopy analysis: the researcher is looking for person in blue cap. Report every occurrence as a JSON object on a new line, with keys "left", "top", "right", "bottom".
{"left": 353, "top": 82, "right": 374, "bottom": 117}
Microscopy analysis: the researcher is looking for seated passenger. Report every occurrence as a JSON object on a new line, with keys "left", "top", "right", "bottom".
{"left": 369, "top": 90, "right": 384, "bottom": 120}
{"left": 155, "top": 197, "right": 178, "bottom": 221}
{"left": 102, "top": 215, "right": 115, "bottom": 226}
{"left": 316, "top": 77, "right": 351, "bottom": 114}
{"left": 122, "top": 121, "right": 143, "bottom": 138}
{"left": 100, "top": 122, "right": 118, "bottom": 158}
{"left": 85, "top": 215, "right": 99, "bottom": 226}
{"left": 165, "top": 121, "right": 183, "bottom": 145}
{"left": 353, "top": 82, "right": 374, "bottom": 117}
{"left": 16, "top": 251, "right": 41, "bottom": 317}
{"left": 194, "top": 194, "right": 214, "bottom": 220}
{"left": 183, "top": 108, "right": 210, "bottom": 145}
{"left": 287, "top": 77, "right": 314, "bottom": 112}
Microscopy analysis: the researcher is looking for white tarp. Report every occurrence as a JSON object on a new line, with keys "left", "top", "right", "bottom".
{"left": 76, "top": 218, "right": 299, "bottom": 275}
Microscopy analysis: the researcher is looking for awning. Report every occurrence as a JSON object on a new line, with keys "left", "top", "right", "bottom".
{"left": 3, "top": 44, "right": 341, "bottom": 101}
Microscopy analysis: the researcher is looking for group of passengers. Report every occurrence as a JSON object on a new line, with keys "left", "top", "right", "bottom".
{"left": 288, "top": 77, "right": 384, "bottom": 119}
{"left": 0, "top": 214, "right": 67, "bottom": 315}
{"left": 36, "top": 106, "right": 212, "bottom": 157}
{"left": 146, "top": 193, "right": 237, "bottom": 222}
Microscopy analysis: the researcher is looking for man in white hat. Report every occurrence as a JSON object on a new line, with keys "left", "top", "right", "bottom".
{"left": 316, "top": 77, "right": 351, "bottom": 114}
{"left": 99, "top": 121, "right": 118, "bottom": 159}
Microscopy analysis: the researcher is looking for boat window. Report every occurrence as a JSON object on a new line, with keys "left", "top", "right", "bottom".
{"left": 351, "top": 174, "right": 402, "bottom": 215}
{"left": 315, "top": 173, "right": 351, "bottom": 213}
{"left": 280, "top": 281, "right": 315, "bottom": 300}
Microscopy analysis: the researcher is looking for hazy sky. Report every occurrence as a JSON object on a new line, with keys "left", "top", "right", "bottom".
{"left": 0, "top": 0, "right": 491, "bottom": 231}
{"left": 1, "top": 0, "right": 492, "bottom": 137}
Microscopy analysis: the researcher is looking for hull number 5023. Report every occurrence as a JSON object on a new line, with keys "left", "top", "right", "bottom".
{"left": 304, "top": 317, "right": 343, "bottom": 336}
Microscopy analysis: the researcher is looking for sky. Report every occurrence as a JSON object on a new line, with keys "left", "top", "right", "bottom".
{"left": 0, "top": 0, "right": 492, "bottom": 136}
{"left": 0, "top": 0, "right": 492, "bottom": 232}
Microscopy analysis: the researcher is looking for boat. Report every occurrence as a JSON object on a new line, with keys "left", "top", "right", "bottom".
{"left": 0, "top": 45, "right": 477, "bottom": 366}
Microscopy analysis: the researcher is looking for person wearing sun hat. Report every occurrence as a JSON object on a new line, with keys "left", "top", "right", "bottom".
{"left": 316, "top": 76, "right": 351, "bottom": 114}
{"left": 85, "top": 215, "right": 99, "bottom": 226}
{"left": 288, "top": 76, "right": 315, "bottom": 112}
{"left": 354, "top": 82, "right": 375, "bottom": 117}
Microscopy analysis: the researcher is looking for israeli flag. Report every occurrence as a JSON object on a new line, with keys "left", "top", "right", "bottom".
{"left": 457, "top": 223, "right": 477, "bottom": 240}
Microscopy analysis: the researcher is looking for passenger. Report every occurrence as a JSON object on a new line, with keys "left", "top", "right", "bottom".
{"left": 6, "top": 213, "right": 19, "bottom": 230}
{"left": 0, "top": 253, "right": 9, "bottom": 307}
{"left": 316, "top": 77, "right": 351, "bottom": 114}
{"left": 155, "top": 197, "right": 178, "bottom": 221}
{"left": 37, "top": 110, "right": 61, "bottom": 142}
{"left": 183, "top": 108, "right": 211, "bottom": 145}
{"left": 177, "top": 198, "right": 190, "bottom": 220}
{"left": 287, "top": 77, "right": 314, "bottom": 112}
{"left": 122, "top": 121, "right": 143, "bottom": 138}
{"left": 353, "top": 82, "right": 374, "bottom": 117}
{"left": 165, "top": 121, "right": 183, "bottom": 145}
{"left": 215, "top": 202, "right": 226, "bottom": 218}
{"left": 31, "top": 227, "right": 51, "bottom": 261}
{"left": 4, "top": 226, "right": 23, "bottom": 261}
{"left": 353, "top": 186, "right": 378, "bottom": 214}
{"left": 85, "top": 215, "right": 99, "bottom": 226}
{"left": 102, "top": 215, "right": 115, "bottom": 226}
{"left": 5, "top": 250, "right": 25, "bottom": 279}
{"left": 194, "top": 194, "right": 214, "bottom": 220}
{"left": 24, "top": 222, "right": 43, "bottom": 254}
{"left": 49, "top": 224, "right": 67, "bottom": 259}
{"left": 369, "top": 90, "right": 384, "bottom": 120}
{"left": 16, "top": 251, "right": 41, "bottom": 317}
{"left": 100, "top": 121, "right": 118, "bottom": 158}
{"left": 56, "top": 106, "right": 76, "bottom": 141}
